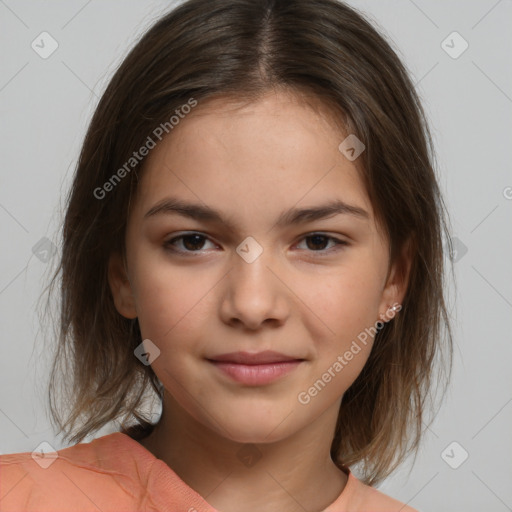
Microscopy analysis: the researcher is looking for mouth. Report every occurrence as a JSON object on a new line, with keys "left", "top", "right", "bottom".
{"left": 206, "top": 351, "right": 305, "bottom": 386}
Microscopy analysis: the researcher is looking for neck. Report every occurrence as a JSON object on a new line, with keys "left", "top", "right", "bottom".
{"left": 139, "top": 391, "right": 348, "bottom": 512}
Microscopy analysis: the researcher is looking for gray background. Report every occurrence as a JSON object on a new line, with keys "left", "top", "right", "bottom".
{"left": 1, "top": 1, "right": 511, "bottom": 510}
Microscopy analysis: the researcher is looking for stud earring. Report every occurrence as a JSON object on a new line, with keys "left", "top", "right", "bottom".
{"left": 379, "top": 303, "right": 401, "bottom": 322}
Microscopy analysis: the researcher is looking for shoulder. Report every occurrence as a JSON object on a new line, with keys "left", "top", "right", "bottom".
{"left": 328, "top": 469, "right": 420, "bottom": 512}
{"left": 0, "top": 432, "right": 155, "bottom": 512}
{"left": 356, "top": 481, "right": 419, "bottom": 512}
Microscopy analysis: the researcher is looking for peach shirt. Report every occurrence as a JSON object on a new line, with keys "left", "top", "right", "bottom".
{"left": 0, "top": 432, "right": 418, "bottom": 511}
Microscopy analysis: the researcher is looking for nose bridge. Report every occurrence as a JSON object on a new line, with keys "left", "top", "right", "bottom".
{"left": 220, "top": 236, "right": 288, "bottom": 328}
{"left": 232, "top": 235, "right": 277, "bottom": 302}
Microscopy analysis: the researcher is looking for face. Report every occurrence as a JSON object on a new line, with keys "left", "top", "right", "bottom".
{"left": 109, "top": 89, "right": 406, "bottom": 444}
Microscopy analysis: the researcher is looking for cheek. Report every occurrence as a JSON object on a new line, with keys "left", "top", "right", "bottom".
{"left": 305, "top": 263, "right": 383, "bottom": 341}
{"left": 297, "top": 259, "right": 384, "bottom": 392}
{"left": 130, "top": 249, "right": 218, "bottom": 348}
{"left": 132, "top": 264, "right": 210, "bottom": 394}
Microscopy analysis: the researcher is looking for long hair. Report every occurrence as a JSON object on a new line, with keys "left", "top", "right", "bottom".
{"left": 41, "top": 0, "right": 455, "bottom": 486}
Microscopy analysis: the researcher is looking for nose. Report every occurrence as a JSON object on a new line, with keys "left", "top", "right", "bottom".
{"left": 219, "top": 244, "right": 290, "bottom": 330}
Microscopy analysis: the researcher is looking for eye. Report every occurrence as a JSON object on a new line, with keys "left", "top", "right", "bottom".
{"left": 164, "top": 232, "right": 217, "bottom": 254}
{"left": 294, "top": 233, "right": 348, "bottom": 254}
{"left": 163, "top": 232, "right": 348, "bottom": 256}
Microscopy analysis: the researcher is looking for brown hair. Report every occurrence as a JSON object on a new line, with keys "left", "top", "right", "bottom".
{"left": 41, "top": 0, "right": 455, "bottom": 486}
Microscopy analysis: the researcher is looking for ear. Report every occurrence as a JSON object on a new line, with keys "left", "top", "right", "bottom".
{"left": 378, "top": 236, "right": 414, "bottom": 323}
{"left": 108, "top": 251, "right": 138, "bottom": 319}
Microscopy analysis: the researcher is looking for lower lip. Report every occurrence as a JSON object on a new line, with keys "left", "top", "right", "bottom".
{"left": 208, "top": 360, "right": 303, "bottom": 386}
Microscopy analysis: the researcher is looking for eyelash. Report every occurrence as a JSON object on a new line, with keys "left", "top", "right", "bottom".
{"left": 163, "top": 232, "right": 349, "bottom": 256}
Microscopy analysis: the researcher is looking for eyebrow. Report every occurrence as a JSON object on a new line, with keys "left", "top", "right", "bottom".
{"left": 144, "top": 196, "right": 369, "bottom": 230}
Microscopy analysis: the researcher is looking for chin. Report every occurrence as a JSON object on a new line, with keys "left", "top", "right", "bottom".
{"left": 210, "top": 411, "right": 297, "bottom": 445}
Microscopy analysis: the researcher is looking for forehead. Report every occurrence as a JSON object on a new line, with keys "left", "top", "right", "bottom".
{"left": 131, "top": 89, "right": 374, "bottom": 229}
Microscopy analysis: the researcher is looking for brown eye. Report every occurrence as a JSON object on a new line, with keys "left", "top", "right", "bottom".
{"left": 164, "top": 233, "right": 216, "bottom": 254}
{"left": 296, "top": 234, "right": 348, "bottom": 253}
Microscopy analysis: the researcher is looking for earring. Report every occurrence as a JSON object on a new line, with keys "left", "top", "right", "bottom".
{"left": 379, "top": 303, "right": 401, "bottom": 322}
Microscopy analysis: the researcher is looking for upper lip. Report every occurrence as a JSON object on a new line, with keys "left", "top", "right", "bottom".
{"left": 207, "top": 350, "right": 304, "bottom": 365}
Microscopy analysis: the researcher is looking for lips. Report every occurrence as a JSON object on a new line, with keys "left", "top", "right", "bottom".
{"left": 207, "top": 351, "right": 305, "bottom": 386}
{"left": 207, "top": 350, "right": 304, "bottom": 365}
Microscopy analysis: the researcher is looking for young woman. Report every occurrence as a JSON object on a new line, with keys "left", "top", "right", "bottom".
{"left": 0, "top": 1, "right": 453, "bottom": 510}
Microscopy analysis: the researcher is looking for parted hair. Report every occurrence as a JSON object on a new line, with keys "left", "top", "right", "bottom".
{"left": 42, "top": 0, "right": 455, "bottom": 486}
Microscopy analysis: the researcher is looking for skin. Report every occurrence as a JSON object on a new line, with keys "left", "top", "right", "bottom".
{"left": 108, "top": 88, "right": 411, "bottom": 512}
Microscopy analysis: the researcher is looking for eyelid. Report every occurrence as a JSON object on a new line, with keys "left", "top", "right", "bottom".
{"left": 163, "top": 231, "right": 349, "bottom": 255}
{"left": 163, "top": 231, "right": 219, "bottom": 254}
{"left": 293, "top": 233, "right": 349, "bottom": 255}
